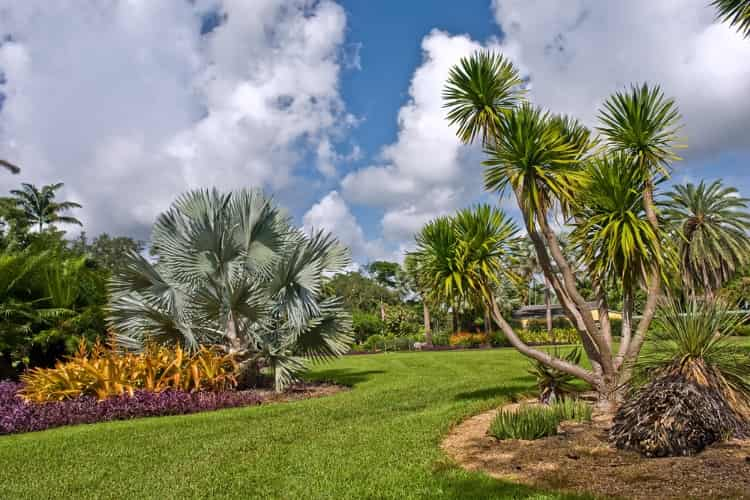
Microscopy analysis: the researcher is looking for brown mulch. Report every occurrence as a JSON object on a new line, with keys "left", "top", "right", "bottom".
{"left": 442, "top": 402, "right": 750, "bottom": 500}
{"left": 255, "top": 381, "right": 348, "bottom": 404}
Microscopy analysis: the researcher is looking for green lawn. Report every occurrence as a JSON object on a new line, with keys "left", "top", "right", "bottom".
{"left": 0, "top": 349, "right": 595, "bottom": 499}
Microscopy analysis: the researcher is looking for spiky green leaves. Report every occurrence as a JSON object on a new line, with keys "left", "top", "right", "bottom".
{"left": 443, "top": 51, "right": 525, "bottom": 146}
{"left": 571, "top": 152, "right": 663, "bottom": 290}
{"left": 712, "top": 0, "right": 750, "bottom": 38}
{"left": 597, "top": 83, "right": 682, "bottom": 180}
{"left": 484, "top": 104, "right": 590, "bottom": 225}
{"left": 635, "top": 299, "right": 750, "bottom": 407}
{"left": 412, "top": 204, "right": 519, "bottom": 306}
{"left": 664, "top": 180, "right": 750, "bottom": 293}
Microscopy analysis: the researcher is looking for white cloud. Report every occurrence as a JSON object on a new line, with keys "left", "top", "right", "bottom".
{"left": 0, "top": 0, "right": 352, "bottom": 238}
{"left": 341, "top": 30, "right": 512, "bottom": 245}
{"left": 302, "top": 190, "right": 390, "bottom": 263}
{"left": 491, "top": 0, "right": 750, "bottom": 159}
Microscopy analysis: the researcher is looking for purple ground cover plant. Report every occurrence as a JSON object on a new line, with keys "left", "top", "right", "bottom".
{"left": 0, "top": 381, "right": 262, "bottom": 435}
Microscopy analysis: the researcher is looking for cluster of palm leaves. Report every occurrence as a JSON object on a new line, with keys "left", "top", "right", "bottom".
{"left": 411, "top": 204, "right": 520, "bottom": 313}
{"left": 663, "top": 180, "right": 750, "bottom": 296}
{"left": 8, "top": 183, "right": 82, "bottom": 233}
{"left": 712, "top": 0, "right": 750, "bottom": 38}
{"left": 108, "top": 188, "right": 353, "bottom": 391}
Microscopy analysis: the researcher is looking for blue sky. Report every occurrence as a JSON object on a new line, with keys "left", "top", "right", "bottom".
{"left": 0, "top": 1, "right": 748, "bottom": 264}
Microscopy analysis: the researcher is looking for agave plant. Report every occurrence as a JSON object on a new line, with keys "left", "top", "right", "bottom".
{"left": 527, "top": 346, "right": 583, "bottom": 404}
{"left": 108, "top": 188, "right": 353, "bottom": 391}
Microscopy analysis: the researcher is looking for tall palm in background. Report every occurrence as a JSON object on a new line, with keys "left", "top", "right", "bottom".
{"left": 109, "top": 188, "right": 353, "bottom": 390}
{"left": 402, "top": 254, "right": 433, "bottom": 345}
{"left": 10, "top": 182, "right": 82, "bottom": 232}
{"left": 712, "top": 0, "right": 750, "bottom": 38}
{"left": 664, "top": 179, "right": 750, "bottom": 297}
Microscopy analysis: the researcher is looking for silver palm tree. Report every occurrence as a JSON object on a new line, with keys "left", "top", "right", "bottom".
{"left": 108, "top": 188, "right": 353, "bottom": 390}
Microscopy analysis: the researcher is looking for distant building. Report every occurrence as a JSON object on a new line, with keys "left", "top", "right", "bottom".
{"left": 511, "top": 302, "right": 622, "bottom": 328}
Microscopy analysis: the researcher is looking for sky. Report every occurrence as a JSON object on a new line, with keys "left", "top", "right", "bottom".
{"left": 0, "top": 0, "right": 748, "bottom": 265}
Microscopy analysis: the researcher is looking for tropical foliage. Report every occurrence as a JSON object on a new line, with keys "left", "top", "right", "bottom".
{"left": 712, "top": 0, "right": 750, "bottom": 38}
{"left": 611, "top": 299, "right": 750, "bottom": 456}
{"left": 108, "top": 188, "right": 353, "bottom": 390}
{"left": 664, "top": 180, "right": 750, "bottom": 295}
{"left": 441, "top": 49, "right": 683, "bottom": 402}
{"left": 9, "top": 183, "right": 82, "bottom": 233}
{"left": 19, "top": 341, "right": 237, "bottom": 402}
{"left": 489, "top": 399, "right": 592, "bottom": 440}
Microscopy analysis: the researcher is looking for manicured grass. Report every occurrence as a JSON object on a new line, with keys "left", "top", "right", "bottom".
{"left": 0, "top": 349, "right": 595, "bottom": 499}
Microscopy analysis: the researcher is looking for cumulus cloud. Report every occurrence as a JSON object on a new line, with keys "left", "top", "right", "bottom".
{"left": 302, "top": 190, "right": 389, "bottom": 264}
{"left": 341, "top": 30, "right": 511, "bottom": 245}
{"left": 0, "top": 0, "right": 352, "bottom": 238}
{"left": 491, "top": 0, "right": 750, "bottom": 159}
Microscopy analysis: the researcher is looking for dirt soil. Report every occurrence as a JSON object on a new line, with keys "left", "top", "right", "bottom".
{"left": 442, "top": 402, "right": 750, "bottom": 500}
{"left": 255, "top": 381, "right": 348, "bottom": 404}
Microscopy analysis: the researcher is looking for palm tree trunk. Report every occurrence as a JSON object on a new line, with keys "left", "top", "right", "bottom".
{"left": 452, "top": 304, "right": 459, "bottom": 334}
{"left": 544, "top": 276, "right": 552, "bottom": 341}
{"left": 423, "top": 302, "right": 433, "bottom": 346}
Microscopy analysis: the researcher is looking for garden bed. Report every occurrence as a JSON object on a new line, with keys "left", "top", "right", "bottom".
{"left": 442, "top": 402, "right": 750, "bottom": 499}
{"left": 0, "top": 381, "right": 346, "bottom": 436}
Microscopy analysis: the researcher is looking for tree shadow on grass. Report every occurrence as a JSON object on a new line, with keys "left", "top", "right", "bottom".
{"left": 453, "top": 378, "right": 535, "bottom": 402}
{"left": 307, "top": 369, "right": 386, "bottom": 387}
{"left": 432, "top": 467, "right": 594, "bottom": 500}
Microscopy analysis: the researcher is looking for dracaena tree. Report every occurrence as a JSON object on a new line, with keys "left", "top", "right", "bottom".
{"left": 443, "top": 51, "right": 681, "bottom": 405}
{"left": 108, "top": 188, "right": 353, "bottom": 391}
{"left": 712, "top": 0, "right": 750, "bottom": 38}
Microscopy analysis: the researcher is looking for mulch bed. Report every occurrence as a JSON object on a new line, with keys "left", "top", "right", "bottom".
{"left": 442, "top": 401, "right": 750, "bottom": 499}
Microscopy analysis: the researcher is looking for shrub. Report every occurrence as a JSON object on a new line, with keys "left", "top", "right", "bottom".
{"left": 448, "top": 332, "right": 488, "bottom": 347}
{"left": 517, "top": 328, "right": 579, "bottom": 345}
{"left": 431, "top": 331, "right": 451, "bottom": 346}
{"left": 611, "top": 300, "right": 750, "bottom": 457}
{"left": 352, "top": 311, "right": 383, "bottom": 343}
{"left": 19, "top": 341, "right": 237, "bottom": 402}
{"left": 0, "top": 381, "right": 261, "bottom": 436}
{"left": 527, "top": 347, "right": 584, "bottom": 403}
{"left": 489, "top": 400, "right": 592, "bottom": 440}
{"left": 489, "top": 331, "right": 510, "bottom": 347}
{"left": 382, "top": 304, "right": 421, "bottom": 337}
{"left": 363, "top": 334, "right": 386, "bottom": 351}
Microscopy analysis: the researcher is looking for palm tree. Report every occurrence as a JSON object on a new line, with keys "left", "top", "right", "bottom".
{"left": 109, "top": 188, "right": 353, "bottom": 391}
{"left": 10, "top": 182, "right": 82, "bottom": 232}
{"left": 712, "top": 0, "right": 750, "bottom": 38}
{"left": 444, "top": 51, "right": 682, "bottom": 403}
{"left": 402, "top": 254, "right": 433, "bottom": 346}
{"left": 0, "top": 159, "right": 20, "bottom": 174}
{"left": 572, "top": 152, "right": 662, "bottom": 369}
{"left": 596, "top": 83, "right": 682, "bottom": 375}
{"left": 664, "top": 179, "right": 750, "bottom": 296}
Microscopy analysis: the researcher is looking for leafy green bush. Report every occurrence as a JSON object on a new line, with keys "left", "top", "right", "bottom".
{"left": 523, "top": 317, "right": 572, "bottom": 332}
{"left": 382, "top": 304, "right": 421, "bottom": 337}
{"left": 490, "top": 331, "right": 510, "bottom": 347}
{"left": 489, "top": 400, "right": 592, "bottom": 440}
{"left": 517, "top": 328, "right": 579, "bottom": 345}
{"left": 352, "top": 311, "right": 383, "bottom": 343}
{"left": 431, "top": 331, "right": 451, "bottom": 346}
